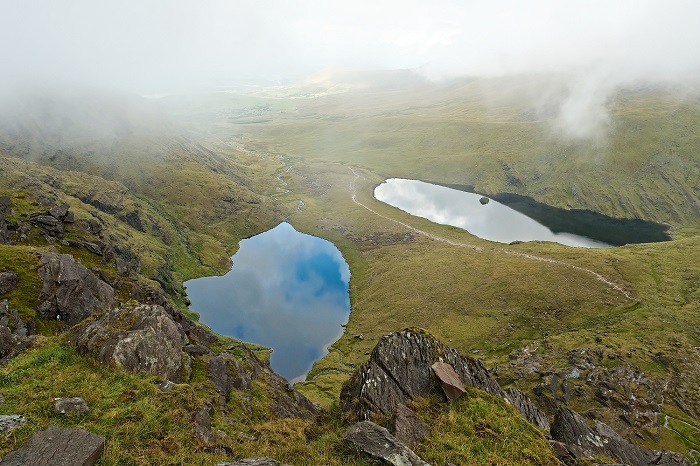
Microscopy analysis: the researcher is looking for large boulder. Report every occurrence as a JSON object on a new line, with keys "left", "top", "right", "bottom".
{"left": 551, "top": 405, "right": 691, "bottom": 465}
{"left": 70, "top": 304, "right": 188, "bottom": 382}
{"left": 343, "top": 420, "right": 429, "bottom": 466}
{"left": 0, "top": 425, "right": 105, "bottom": 466}
{"left": 341, "top": 328, "right": 504, "bottom": 421}
{"left": 37, "top": 253, "right": 114, "bottom": 327}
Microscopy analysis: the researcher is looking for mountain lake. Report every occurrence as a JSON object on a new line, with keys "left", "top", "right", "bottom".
{"left": 184, "top": 222, "right": 350, "bottom": 383}
{"left": 375, "top": 178, "right": 613, "bottom": 247}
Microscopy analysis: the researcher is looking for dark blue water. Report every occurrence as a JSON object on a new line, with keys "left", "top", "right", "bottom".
{"left": 184, "top": 222, "right": 350, "bottom": 383}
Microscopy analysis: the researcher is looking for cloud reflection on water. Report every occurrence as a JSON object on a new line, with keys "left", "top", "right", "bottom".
{"left": 375, "top": 178, "right": 610, "bottom": 248}
{"left": 185, "top": 222, "right": 350, "bottom": 383}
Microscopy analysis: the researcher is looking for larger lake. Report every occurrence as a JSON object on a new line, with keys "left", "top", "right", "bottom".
{"left": 375, "top": 178, "right": 611, "bottom": 248}
{"left": 184, "top": 222, "right": 350, "bottom": 383}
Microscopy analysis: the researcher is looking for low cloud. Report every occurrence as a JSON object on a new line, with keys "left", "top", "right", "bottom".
{"left": 1, "top": 1, "right": 699, "bottom": 137}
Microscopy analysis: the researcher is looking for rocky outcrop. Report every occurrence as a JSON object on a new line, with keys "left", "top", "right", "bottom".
{"left": 343, "top": 420, "right": 429, "bottom": 466}
{"left": 505, "top": 387, "right": 550, "bottom": 432}
{"left": 1, "top": 299, "right": 33, "bottom": 337}
{"left": 0, "top": 425, "right": 105, "bottom": 466}
{"left": 70, "top": 304, "right": 189, "bottom": 382}
{"left": 0, "top": 300, "right": 36, "bottom": 363}
{"left": 344, "top": 329, "right": 691, "bottom": 465}
{"left": 131, "top": 282, "right": 217, "bottom": 348}
{"left": 208, "top": 348, "right": 318, "bottom": 420}
{"left": 37, "top": 252, "right": 114, "bottom": 326}
{"left": 341, "top": 329, "right": 504, "bottom": 422}
{"left": 0, "top": 271, "right": 18, "bottom": 295}
{"left": 23, "top": 203, "right": 74, "bottom": 239}
{"left": 209, "top": 353, "right": 257, "bottom": 401}
{"left": 0, "top": 196, "right": 11, "bottom": 244}
{"left": 551, "top": 406, "right": 691, "bottom": 466}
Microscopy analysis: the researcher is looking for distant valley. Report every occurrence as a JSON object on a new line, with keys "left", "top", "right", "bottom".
{"left": 0, "top": 72, "right": 699, "bottom": 464}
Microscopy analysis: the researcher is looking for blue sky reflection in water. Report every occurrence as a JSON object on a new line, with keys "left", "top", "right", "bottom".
{"left": 375, "top": 178, "right": 611, "bottom": 248}
{"left": 184, "top": 222, "right": 350, "bottom": 383}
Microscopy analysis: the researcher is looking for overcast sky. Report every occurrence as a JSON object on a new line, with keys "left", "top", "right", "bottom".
{"left": 2, "top": 0, "right": 699, "bottom": 94}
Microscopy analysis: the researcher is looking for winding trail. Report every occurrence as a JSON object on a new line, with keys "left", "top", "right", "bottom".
{"left": 348, "top": 167, "right": 633, "bottom": 300}
{"left": 307, "top": 346, "right": 355, "bottom": 382}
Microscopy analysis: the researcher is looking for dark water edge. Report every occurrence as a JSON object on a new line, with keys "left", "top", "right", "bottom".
{"left": 426, "top": 181, "right": 672, "bottom": 246}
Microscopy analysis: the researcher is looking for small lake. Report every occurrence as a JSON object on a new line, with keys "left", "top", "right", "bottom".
{"left": 375, "top": 178, "right": 612, "bottom": 247}
{"left": 184, "top": 222, "right": 350, "bottom": 383}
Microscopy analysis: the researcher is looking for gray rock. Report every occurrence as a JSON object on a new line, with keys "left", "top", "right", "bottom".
{"left": 551, "top": 405, "right": 691, "bottom": 465}
{"left": 216, "top": 459, "right": 287, "bottom": 466}
{"left": 0, "top": 216, "right": 7, "bottom": 244}
{"left": 70, "top": 304, "right": 188, "bottom": 382}
{"left": 0, "top": 415, "right": 27, "bottom": 433}
{"left": 0, "top": 392, "right": 4, "bottom": 404}
{"left": 130, "top": 282, "right": 217, "bottom": 348}
{"left": 548, "top": 439, "right": 588, "bottom": 463}
{"left": 184, "top": 344, "right": 209, "bottom": 356}
{"left": 156, "top": 380, "right": 176, "bottom": 392}
{"left": 55, "top": 397, "right": 90, "bottom": 415}
{"left": 48, "top": 203, "right": 70, "bottom": 221}
{"left": 209, "top": 350, "right": 317, "bottom": 420}
{"left": 28, "top": 214, "right": 64, "bottom": 237}
{"left": 0, "top": 300, "right": 28, "bottom": 336}
{"left": 341, "top": 329, "right": 504, "bottom": 422}
{"left": 87, "top": 219, "right": 103, "bottom": 235}
{"left": 390, "top": 403, "right": 430, "bottom": 448}
{"left": 431, "top": 362, "right": 466, "bottom": 401}
{"left": 504, "top": 387, "right": 550, "bottom": 432}
{"left": 37, "top": 253, "right": 114, "bottom": 327}
{"left": 0, "top": 425, "right": 105, "bottom": 466}
{"left": 0, "top": 198, "right": 10, "bottom": 244}
{"left": 343, "top": 420, "right": 429, "bottom": 466}
{"left": 80, "top": 241, "right": 103, "bottom": 256}
{"left": 0, "top": 271, "right": 18, "bottom": 295}
{"left": 193, "top": 405, "right": 214, "bottom": 444}
{"left": 210, "top": 354, "right": 235, "bottom": 401}
{"left": 0, "top": 317, "right": 35, "bottom": 363}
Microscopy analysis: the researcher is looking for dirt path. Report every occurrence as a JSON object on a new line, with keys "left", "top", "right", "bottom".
{"left": 348, "top": 167, "right": 633, "bottom": 300}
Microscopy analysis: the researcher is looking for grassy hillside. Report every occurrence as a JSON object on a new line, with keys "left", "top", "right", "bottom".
{"left": 201, "top": 75, "right": 700, "bottom": 455}
{"left": 245, "top": 77, "right": 700, "bottom": 235}
{"left": 0, "top": 75, "right": 698, "bottom": 462}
